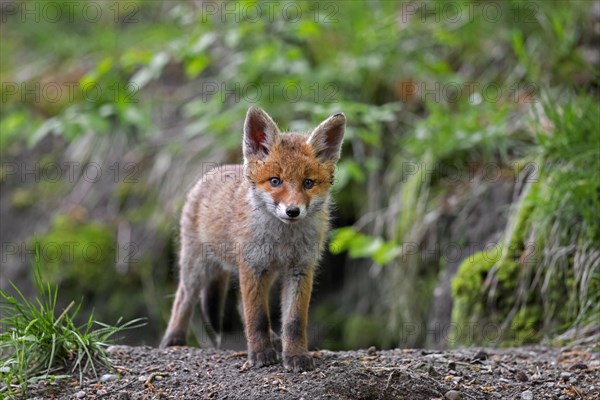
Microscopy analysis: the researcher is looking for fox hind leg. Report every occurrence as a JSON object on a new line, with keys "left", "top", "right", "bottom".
{"left": 161, "top": 281, "right": 199, "bottom": 348}
{"left": 199, "top": 271, "right": 230, "bottom": 348}
{"left": 160, "top": 241, "right": 202, "bottom": 348}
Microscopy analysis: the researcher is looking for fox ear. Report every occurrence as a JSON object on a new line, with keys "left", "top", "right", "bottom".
{"left": 243, "top": 106, "right": 279, "bottom": 160}
{"left": 307, "top": 113, "right": 346, "bottom": 162}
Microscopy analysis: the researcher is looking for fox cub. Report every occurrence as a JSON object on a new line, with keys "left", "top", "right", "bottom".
{"left": 161, "top": 106, "right": 345, "bottom": 372}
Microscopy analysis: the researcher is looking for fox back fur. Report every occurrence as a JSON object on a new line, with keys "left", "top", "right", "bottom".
{"left": 161, "top": 106, "right": 346, "bottom": 372}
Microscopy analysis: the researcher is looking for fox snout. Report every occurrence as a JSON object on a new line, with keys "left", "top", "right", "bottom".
{"left": 276, "top": 203, "right": 307, "bottom": 222}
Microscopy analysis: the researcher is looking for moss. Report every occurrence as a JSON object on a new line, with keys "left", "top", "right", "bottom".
{"left": 450, "top": 250, "right": 498, "bottom": 346}
{"left": 451, "top": 248, "right": 539, "bottom": 346}
{"left": 506, "top": 306, "right": 542, "bottom": 345}
{"left": 35, "top": 213, "right": 116, "bottom": 291}
{"left": 11, "top": 188, "right": 37, "bottom": 210}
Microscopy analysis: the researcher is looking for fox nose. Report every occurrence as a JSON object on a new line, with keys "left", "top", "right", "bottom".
{"left": 286, "top": 206, "right": 300, "bottom": 218}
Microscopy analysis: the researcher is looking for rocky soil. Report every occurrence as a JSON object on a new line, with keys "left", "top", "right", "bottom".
{"left": 22, "top": 345, "right": 599, "bottom": 399}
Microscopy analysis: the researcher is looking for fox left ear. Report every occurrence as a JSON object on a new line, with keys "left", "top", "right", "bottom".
{"left": 243, "top": 106, "right": 280, "bottom": 161}
{"left": 307, "top": 113, "right": 346, "bottom": 162}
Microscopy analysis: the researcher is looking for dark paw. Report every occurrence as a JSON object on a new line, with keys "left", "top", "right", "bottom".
{"left": 160, "top": 332, "right": 186, "bottom": 348}
{"left": 248, "top": 347, "right": 279, "bottom": 367}
{"left": 283, "top": 353, "right": 315, "bottom": 372}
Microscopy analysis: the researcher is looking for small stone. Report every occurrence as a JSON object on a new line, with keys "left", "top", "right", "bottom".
{"left": 448, "top": 361, "right": 456, "bottom": 371}
{"left": 138, "top": 375, "right": 148, "bottom": 382}
{"left": 117, "top": 392, "right": 130, "bottom": 400}
{"left": 428, "top": 365, "right": 440, "bottom": 376}
{"left": 569, "top": 363, "right": 588, "bottom": 370}
{"left": 445, "top": 390, "right": 462, "bottom": 400}
{"left": 516, "top": 371, "right": 529, "bottom": 382}
{"left": 100, "top": 373, "right": 118, "bottom": 382}
{"left": 76, "top": 391, "right": 86, "bottom": 399}
{"left": 560, "top": 372, "right": 572, "bottom": 380}
{"left": 367, "top": 346, "right": 377, "bottom": 355}
{"left": 473, "top": 351, "right": 488, "bottom": 361}
{"left": 451, "top": 376, "right": 461, "bottom": 384}
{"left": 521, "top": 390, "right": 533, "bottom": 400}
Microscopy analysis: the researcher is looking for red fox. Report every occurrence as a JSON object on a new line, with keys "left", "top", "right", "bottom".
{"left": 161, "top": 106, "right": 346, "bottom": 372}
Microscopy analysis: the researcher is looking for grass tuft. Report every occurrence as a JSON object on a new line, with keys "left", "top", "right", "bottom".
{"left": 0, "top": 242, "right": 145, "bottom": 396}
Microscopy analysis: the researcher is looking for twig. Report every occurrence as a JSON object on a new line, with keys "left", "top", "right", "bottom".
{"left": 145, "top": 371, "right": 168, "bottom": 386}
{"left": 54, "top": 301, "right": 75, "bottom": 327}
{"left": 385, "top": 371, "right": 394, "bottom": 390}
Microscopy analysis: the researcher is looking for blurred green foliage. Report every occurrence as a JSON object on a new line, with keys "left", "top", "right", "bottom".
{"left": 1, "top": 0, "right": 598, "bottom": 349}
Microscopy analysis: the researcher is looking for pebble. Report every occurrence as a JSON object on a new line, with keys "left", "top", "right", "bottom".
{"left": 428, "top": 365, "right": 440, "bottom": 376}
{"left": 76, "top": 391, "right": 86, "bottom": 399}
{"left": 560, "top": 372, "right": 572, "bottom": 380}
{"left": 117, "top": 392, "right": 130, "bottom": 400}
{"left": 367, "top": 346, "right": 377, "bottom": 355}
{"left": 445, "top": 390, "right": 462, "bottom": 400}
{"left": 521, "top": 390, "right": 533, "bottom": 400}
{"left": 516, "top": 371, "right": 528, "bottom": 382}
{"left": 100, "top": 373, "right": 118, "bottom": 382}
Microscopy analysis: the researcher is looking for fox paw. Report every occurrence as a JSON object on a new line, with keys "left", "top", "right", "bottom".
{"left": 283, "top": 353, "right": 315, "bottom": 372}
{"left": 248, "top": 348, "right": 279, "bottom": 367}
{"left": 160, "top": 332, "right": 186, "bottom": 348}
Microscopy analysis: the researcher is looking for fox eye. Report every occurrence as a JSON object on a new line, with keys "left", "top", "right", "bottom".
{"left": 303, "top": 179, "right": 315, "bottom": 190}
{"left": 269, "top": 177, "right": 282, "bottom": 187}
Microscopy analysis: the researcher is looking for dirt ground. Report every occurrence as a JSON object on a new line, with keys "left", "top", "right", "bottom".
{"left": 26, "top": 344, "right": 599, "bottom": 400}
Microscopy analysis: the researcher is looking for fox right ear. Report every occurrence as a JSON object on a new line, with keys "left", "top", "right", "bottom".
{"left": 307, "top": 112, "right": 346, "bottom": 163}
{"left": 243, "top": 106, "right": 279, "bottom": 161}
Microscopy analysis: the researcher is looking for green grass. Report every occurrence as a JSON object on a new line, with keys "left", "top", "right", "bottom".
{"left": 0, "top": 243, "right": 144, "bottom": 396}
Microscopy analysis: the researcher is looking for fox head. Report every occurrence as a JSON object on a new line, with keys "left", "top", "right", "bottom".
{"left": 243, "top": 106, "right": 346, "bottom": 224}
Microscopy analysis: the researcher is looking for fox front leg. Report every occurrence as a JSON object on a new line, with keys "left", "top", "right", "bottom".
{"left": 239, "top": 264, "right": 278, "bottom": 367}
{"left": 280, "top": 267, "right": 315, "bottom": 372}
